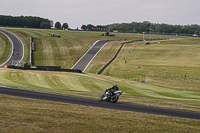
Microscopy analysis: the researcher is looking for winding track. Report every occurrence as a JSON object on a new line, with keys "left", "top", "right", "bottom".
{"left": 0, "top": 30, "right": 200, "bottom": 120}
{"left": 0, "top": 29, "right": 24, "bottom": 67}
{"left": 71, "top": 39, "right": 118, "bottom": 72}
{"left": 0, "top": 86, "right": 200, "bottom": 120}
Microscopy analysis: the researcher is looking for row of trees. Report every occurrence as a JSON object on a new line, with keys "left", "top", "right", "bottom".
{"left": 54, "top": 22, "right": 69, "bottom": 30}
{"left": 81, "top": 24, "right": 109, "bottom": 31}
{"left": 108, "top": 21, "right": 200, "bottom": 35}
{"left": 0, "top": 15, "right": 70, "bottom": 30}
{"left": 81, "top": 21, "right": 200, "bottom": 35}
{"left": 0, "top": 15, "right": 53, "bottom": 29}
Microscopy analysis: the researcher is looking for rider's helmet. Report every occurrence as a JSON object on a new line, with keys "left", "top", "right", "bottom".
{"left": 113, "top": 84, "right": 117, "bottom": 87}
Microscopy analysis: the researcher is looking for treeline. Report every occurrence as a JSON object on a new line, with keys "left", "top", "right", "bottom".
{"left": 82, "top": 21, "right": 200, "bottom": 35}
{"left": 81, "top": 24, "right": 109, "bottom": 31}
{"left": 0, "top": 15, "right": 53, "bottom": 29}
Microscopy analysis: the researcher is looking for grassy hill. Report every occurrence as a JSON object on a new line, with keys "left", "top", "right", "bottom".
{"left": 0, "top": 27, "right": 200, "bottom": 132}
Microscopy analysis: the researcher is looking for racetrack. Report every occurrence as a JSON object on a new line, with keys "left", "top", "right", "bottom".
{"left": 0, "top": 29, "right": 24, "bottom": 67}
{"left": 71, "top": 39, "right": 120, "bottom": 72}
{"left": 0, "top": 30, "right": 200, "bottom": 120}
{"left": 0, "top": 86, "right": 200, "bottom": 120}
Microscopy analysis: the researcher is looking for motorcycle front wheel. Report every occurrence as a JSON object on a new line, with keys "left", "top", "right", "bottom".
{"left": 98, "top": 95, "right": 104, "bottom": 102}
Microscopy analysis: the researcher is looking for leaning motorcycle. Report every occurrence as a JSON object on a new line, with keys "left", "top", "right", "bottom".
{"left": 98, "top": 90, "right": 123, "bottom": 103}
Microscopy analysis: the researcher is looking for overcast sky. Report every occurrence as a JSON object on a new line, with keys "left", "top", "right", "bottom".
{"left": 0, "top": 0, "right": 199, "bottom": 29}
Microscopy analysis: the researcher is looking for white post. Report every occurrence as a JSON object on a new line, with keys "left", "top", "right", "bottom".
{"left": 143, "top": 32, "right": 145, "bottom": 41}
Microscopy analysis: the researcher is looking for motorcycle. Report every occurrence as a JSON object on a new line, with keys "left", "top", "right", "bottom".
{"left": 98, "top": 90, "right": 123, "bottom": 103}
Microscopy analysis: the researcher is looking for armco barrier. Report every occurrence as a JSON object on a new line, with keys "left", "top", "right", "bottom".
{"left": 96, "top": 40, "right": 138, "bottom": 74}
{"left": 7, "top": 65, "right": 82, "bottom": 73}
{"left": 30, "top": 36, "right": 35, "bottom": 66}
{"left": 96, "top": 42, "right": 125, "bottom": 74}
{"left": 30, "top": 36, "right": 33, "bottom": 66}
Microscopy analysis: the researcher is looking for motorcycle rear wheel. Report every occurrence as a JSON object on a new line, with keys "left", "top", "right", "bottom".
{"left": 110, "top": 95, "right": 119, "bottom": 103}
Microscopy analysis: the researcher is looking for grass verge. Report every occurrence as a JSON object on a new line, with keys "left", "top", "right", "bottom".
{"left": 0, "top": 94, "right": 200, "bottom": 133}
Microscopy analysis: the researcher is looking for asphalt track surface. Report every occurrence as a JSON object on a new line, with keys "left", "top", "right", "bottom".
{"left": 0, "top": 86, "right": 200, "bottom": 120}
{"left": 71, "top": 39, "right": 118, "bottom": 72}
{"left": 0, "top": 29, "right": 24, "bottom": 68}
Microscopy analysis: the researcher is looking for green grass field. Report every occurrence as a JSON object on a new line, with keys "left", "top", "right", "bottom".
{"left": 0, "top": 27, "right": 200, "bottom": 132}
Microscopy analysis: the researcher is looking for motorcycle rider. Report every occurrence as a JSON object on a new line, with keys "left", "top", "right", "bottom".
{"left": 103, "top": 84, "right": 119, "bottom": 100}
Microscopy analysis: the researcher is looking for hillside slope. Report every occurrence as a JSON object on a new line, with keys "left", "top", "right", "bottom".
{"left": 0, "top": 27, "right": 199, "bottom": 113}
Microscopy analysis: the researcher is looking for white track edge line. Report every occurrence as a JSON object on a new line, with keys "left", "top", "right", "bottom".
{"left": 0, "top": 30, "right": 14, "bottom": 67}
{"left": 82, "top": 41, "right": 110, "bottom": 72}
{"left": 71, "top": 40, "right": 100, "bottom": 69}
{"left": 0, "top": 30, "right": 24, "bottom": 67}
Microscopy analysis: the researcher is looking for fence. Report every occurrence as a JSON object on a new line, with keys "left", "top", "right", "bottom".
{"left": 30, "top": 36, "right": 34, "bottom": 66}
{"left": 7, "top": 65, "right": 82, "bottom": 73}
{"left": 96, "top": 42, "right": 125, "bottom": 74}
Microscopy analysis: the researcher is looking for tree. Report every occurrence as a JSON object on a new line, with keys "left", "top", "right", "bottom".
{"left": 62, "top": 23, "right": 69, "bottom": 30}
{"left": 180, "top": 26, "right": 189, "bottom": 34}
{"left": 81, "top": 25, "right": 86, "bottom": 30}
{"left": 50, "top": 20, "right": 54, "bottom": 28}
{"left": 86, "top": 24, "right": 94, "bottom": 30}
{"left": 40, "top": 22, "right": 50, "bottom": 29}
{"left": 194, "top": 31, "right": 200, "bottom": 36}
{"left": 55, "top": 22, "right": 61, "bottom": 29}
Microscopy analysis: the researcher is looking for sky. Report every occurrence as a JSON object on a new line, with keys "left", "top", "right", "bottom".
{"left": 0, "top": 0, "right": 200, "bottom": 29}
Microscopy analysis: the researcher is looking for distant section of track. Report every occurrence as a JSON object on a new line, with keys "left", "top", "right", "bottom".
{"left": 71, "top": 39, "right": 118, "bottom": 72}
{"left": 0, "top": 29, "right": 24, "bottom": 68}
{"left": 0, "top": 86, "right": 200, "bottom": 120}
